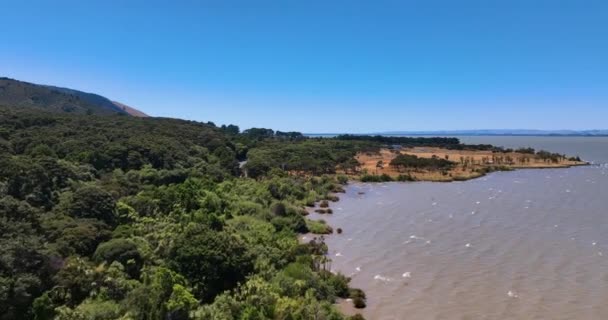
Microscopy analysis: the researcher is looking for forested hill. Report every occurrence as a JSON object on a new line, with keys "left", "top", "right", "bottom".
{"left": 0, "top": 106, "right": 373, "bottom": 320}
{"left": 0, "top": 77, "right": 147, "bottom": 116}
{"left": 1, "top": 105, "right": 492, "bottom": 319}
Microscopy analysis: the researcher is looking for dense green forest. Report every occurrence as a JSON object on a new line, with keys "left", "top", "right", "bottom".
{"left": 0, "top": 106, "right": 498, "bottom": 319}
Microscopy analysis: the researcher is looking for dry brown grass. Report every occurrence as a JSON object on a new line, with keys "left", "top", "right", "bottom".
{"left": 354, "top": 147, "right": 586, "bottom": 182}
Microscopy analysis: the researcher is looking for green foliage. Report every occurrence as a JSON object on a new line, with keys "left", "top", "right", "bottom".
{"left": 0, "top": 106, "right": 375, "bottom": 319}
{"left": 169, "top": 224, "right": 254, "bottom": 301}
{"left": 64, "top": 186, "right": 117, "bottom": 225}
{"left": 244, "top": 139, "right": 374, "bottom": 178}
{"left": 125, "top": 267, "right": 196, "bottom": 320}
{"left": 360, "top": 174, "right": 393, "bottom": 182}
{"left": 390, "top": 153, "right": 455, "bottom": 171}
{"left": 306, "top": 219, "right": 333, "bottom": 234}
{"left": 94, "top": 239, "right": 143, "bottom": 278}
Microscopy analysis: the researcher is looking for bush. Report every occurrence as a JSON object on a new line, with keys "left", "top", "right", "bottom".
{"left": 326, "top": 273, "right": 350, "bottom": 298}
{"left": 327, "top": 195, "right": 340, "bottom": 202}
{"left": 271, "top": 202, "right": 287, "bottom": 216}
{"left": 353, "top": 297, "right": 366, "bottom": 309}
{"left": 396, "top": 174, "right": 414, "bottom": 182}
{"left": 319, "top": 200, "right": 329, "bottom": 208}
{"left": 360, "top": 174, "right": 392, "bottom": 182}
{"left": 349, "top": 288, "right": 366, "bottom": 300}
{"left": 306, "top": 219, "right": 333, "bottom": 234}
{"left": 336, "top": 175, "right": 348, "bottom": 185}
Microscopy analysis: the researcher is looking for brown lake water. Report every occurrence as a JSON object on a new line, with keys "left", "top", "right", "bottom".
{"left": 309, "top": 136, "right": 608, "bottom": 320}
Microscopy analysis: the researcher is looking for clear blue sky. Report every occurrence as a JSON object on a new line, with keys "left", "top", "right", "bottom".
{"left": 1, "top": 0, "right": 607, "bottom": 133}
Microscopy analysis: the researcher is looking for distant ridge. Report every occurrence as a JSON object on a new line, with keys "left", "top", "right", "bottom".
{"left": 0, "top": 77, "right": 148, "bottom": 117}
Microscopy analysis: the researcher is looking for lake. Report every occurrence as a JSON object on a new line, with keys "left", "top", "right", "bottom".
{"left": 311, "top": 136, "right": 608, "bottom": 319}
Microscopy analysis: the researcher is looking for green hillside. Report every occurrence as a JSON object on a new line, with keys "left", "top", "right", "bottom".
{"left": 0, "top": 78, "right": 147, "bottom": 116}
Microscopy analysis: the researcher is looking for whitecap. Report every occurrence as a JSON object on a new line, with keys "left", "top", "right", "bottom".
{"left": 356, "top": 267, "right": 361, "bottom": 272}
{"left": 465, "top": 243, "right": 471, "bottom": 248}
{"left": 374, "top": 274, "right": 392, "bottom": 282}
{"left": 592, "top": 242, "right": 597, "bottom": 246}
{"left": 507, "top": 290, "right": 519, "bottom": 298}
{"left": 476, "top": 201, "right": 481, "bottom": 204}
{"left": 402, "top": 272, "right": 412, "bottom": 278}
{"left": 335, "top": 252, "right": 343, "bottom": 257}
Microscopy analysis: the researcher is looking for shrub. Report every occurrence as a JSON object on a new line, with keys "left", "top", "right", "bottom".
{"left": 326, "top": 273, "right": 350, "bottom": 298}
{"left": 396, "top": 174, "right": 414, "bottom": 182}
{"left": 349, "top": 288, "right": 366, "bottom": 300}
{"left": 353, "top": 297, "right": 366, "bottom": 309}
{"left": 360, "top": 174, "right": 393, "bottom": 182}
{"left": 336, "top": 175, "right": 348, "bottom": 185}
{"left": 319, "top": 200, "right": 329, "bottom": 208}
{"left": 336, "top": 228, "right": 342, "bottom": 234}
{"left": 306, "top": 219, "right": 333, "bottom": 234}
{"left": 271, "top": 202, "right": 287, "bottom": 216}
{"left": 328, "top": 195, "right": 340, "bottom": 202}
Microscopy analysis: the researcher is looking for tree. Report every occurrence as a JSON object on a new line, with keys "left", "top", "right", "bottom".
{"left": 65, "top": 186, "right": 116, "bottom": 225}
{"left": 169, "top": 225, "right": 253, "bottom": 302}
{"left": 93, "top": 239, "right": 142, "bottom": 278}
{"left": 126, "top": 267, "right": 197, "bottom": 320}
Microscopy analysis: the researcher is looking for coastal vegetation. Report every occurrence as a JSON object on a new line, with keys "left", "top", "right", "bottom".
{"left": 0, "top": 107, "right": 366, "bottom": 319}
{"left": 0, "top": 105, "right": 585, "bottom": 319}
{"left": 356, "top": 146, "right": 586, "bottom": 182}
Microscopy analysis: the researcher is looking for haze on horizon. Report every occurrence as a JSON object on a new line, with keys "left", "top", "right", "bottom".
{"left": 1, "top": 0, "right": 607, "bottom": 133}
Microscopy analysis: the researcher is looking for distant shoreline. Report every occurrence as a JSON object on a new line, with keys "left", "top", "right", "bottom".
{"left": 306, "top": 133, "right": 608, "bottom": 137}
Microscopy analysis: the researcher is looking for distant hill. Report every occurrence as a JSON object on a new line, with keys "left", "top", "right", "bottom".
{"left": 0, "top": 77, "right": 148, "bottom": 117}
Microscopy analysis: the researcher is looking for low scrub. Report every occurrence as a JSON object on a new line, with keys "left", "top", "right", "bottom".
{"left": 306, "top": 219, "right": 333, "bottom": 234}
